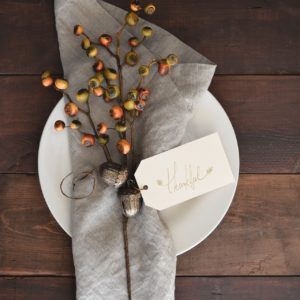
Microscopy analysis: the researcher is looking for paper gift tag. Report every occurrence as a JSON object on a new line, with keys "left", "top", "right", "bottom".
{"left": 135, "top": 133, "right": 235, "bottom": 210}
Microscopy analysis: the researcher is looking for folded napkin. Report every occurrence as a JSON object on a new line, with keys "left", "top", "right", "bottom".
{"left": 55, "top": 0, "right": 216, "bottom": 299}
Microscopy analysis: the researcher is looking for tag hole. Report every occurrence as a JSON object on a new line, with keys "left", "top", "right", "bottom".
{"left": 143, "top": 185, "right": 148, "bottom": 191}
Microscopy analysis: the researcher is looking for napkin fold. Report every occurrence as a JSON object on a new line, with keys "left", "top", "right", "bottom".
{"left": 55, "top": 0, "right": 216, "bottom": 299}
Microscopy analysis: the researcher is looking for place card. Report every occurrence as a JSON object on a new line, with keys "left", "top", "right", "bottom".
{"left": 135, "top": 133, "right": 235, "bottom": 210}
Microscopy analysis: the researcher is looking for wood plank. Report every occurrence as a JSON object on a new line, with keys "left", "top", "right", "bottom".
{"left": 0, "top": 76, "right": 299, "bottom": 174}
{"left": 175, "top": 277, "right": 300, "bottom": 300}
{"left": 0, "top": 277, "right": 75, "bottom": 300}
{"left": 1, "top": 276, "right": 300, "bottom": 300}
{"left": 0, "top": 174, "right": 299, "bottom": 276}
{"left": 1, "top": 0, "right": 300, "bottom": 74}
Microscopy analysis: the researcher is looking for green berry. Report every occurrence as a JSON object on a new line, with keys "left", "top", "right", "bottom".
{"left": 98, "top": 134, "right": 110, "bottom": 145}
{"left": 76, "top": 89, "right": 89, "bottom": 103}
{"left": 138, "top": 65, "right": 150, "bottom": 77}
{"left": 125, "top": 51, "right": 139, "bottom": 66}
{"left": 142, "top": 26, "right": 153, "bottom": 38}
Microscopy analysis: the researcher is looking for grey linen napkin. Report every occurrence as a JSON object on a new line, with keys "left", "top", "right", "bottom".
{"left": 55, "top": 0, "right": 216, "bottom": 299}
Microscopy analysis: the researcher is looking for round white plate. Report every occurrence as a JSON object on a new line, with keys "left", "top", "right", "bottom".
{"left": 38, "top": 91, "right": 239, "bottom": 255}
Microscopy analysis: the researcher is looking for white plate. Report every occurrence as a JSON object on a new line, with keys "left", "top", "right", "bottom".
{"left": 38, "top": 91, "right": 239, "bottom": 255}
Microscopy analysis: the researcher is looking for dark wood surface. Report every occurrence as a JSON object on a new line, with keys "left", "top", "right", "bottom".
{"left": 0, "top": 0, "right": 299, "bottom": 299}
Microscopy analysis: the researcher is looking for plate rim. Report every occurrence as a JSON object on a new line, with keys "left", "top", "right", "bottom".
{"left": 38, "top": 91, "right": 240, "bottom": 255}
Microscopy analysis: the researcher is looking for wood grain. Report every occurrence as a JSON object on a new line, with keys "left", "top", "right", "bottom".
{"left": 1, "top": 76, "right": 299, "bottom": 174}
{"left": 1, "top": 0, "right": 300, "bottom": 74}
{"left": 0, "top": 174, "right": 299, "bottom": 276}
{"left": 1, "top": 276, "right": 300, "bottom": 300}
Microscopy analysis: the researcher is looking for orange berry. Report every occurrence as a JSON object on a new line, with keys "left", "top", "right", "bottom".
{"left": 74, "top": 25, "right": 84, "bottom": 36}
{"left": 99, "top": 34, "right": 112, "bottom": 47}
{"left": 54, "top": 120, "right": 65, "bottom": 131}
{"left": 93, "top": 86, "right": 104, "bottom": 97}
{"left": 42, "top": 77, "right": 53, "bottom": 87}
{"left": 97, "top": 122, "right": 108, "bottom": 134}
{"left": 64, "top": 102, "right": 79, "bottom": 117}
{"left": 81, "top": 134, "right": 96, "bottom": 147}
{"left": 117, "top": 139, "right": 131, "bottom": 155}
{"left": 158, "top": 59, "right": 170, "bottom": 76}
{"left": 93, "top": 60, "right": 104, "bottom": 72}
{"left": 110, "top": 105, "right": 123, "bottom": 120}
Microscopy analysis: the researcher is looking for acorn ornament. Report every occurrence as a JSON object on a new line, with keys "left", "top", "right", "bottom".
{"left": 118, "top": 188, "right": 143, "bottom": 218}
{"left": 100, "top": 162, "right": 128, "bottom": 188}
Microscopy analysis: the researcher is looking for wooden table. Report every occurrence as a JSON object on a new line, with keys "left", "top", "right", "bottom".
{"left": 0, "top": 0, "right": 299, "bottom": 299}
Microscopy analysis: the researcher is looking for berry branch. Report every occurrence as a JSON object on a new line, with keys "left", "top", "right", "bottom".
{"left": 41, "top": 2, "right": 178, "bottom": 299}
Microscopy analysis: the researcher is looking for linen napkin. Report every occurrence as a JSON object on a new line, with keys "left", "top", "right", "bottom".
{"left": 54, "top": 0, "right": 216, "bottom": 299}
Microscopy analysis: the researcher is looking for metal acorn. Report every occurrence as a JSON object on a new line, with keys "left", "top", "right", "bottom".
{"left": 100, "top": 162, "right": 129, "bottom": 188}
{"left": 118, "top": 188, "right": 143, "bottom": 218}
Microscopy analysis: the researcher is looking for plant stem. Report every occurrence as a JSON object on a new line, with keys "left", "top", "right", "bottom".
{"left": 63, "top": 92, "right": 112, "bottom": 162}
{"left": 122, "top": 215, "right": 132, "bottom": 300}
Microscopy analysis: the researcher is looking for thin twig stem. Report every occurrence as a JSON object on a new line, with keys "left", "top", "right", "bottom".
{"left": 62, "top": 92, "right": 112, "bottom": 162}
{"left": 122, "top": 215, "right": 132, "bottom": 300}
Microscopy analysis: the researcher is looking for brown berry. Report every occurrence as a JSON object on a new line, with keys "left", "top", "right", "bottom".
{"left": 135, "top": 99, "right": 146, "bottom": 112}
{"left": 99, "top": 34, "right": 112, "bottom": 47}
{"left": 130, "top": 0, "right": 142, "bottom": 12}
{"left": 117, "top": 139, "right": 131, "bottom": 155}
{"left": 110, "top": 105, "right": 124, "bottom": 120}
{"left": 64, "top": 102, "right": 79, "bottom": 117}
{"left": 158, "top": 59, "right": 170, "bottom": 76}
{"left": 97, "top": 122, "right": 108, "bottom": 134}
{"left": 81, "top": 134, "right": 96, "bottom": 147}
{"left": 93, "top": 60, "right": 104, "bottom": 72}
{"left": 74, "top": 25, "right": 84, "bottom": 36}
{"left": 128, "top": 37, "right": 139, "bottom": 47}
{"left": 54, "top": 120, "right": 65, "bottom": 131}
{"left": 138, "top": 88, "right": 150, "bottom": 100}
